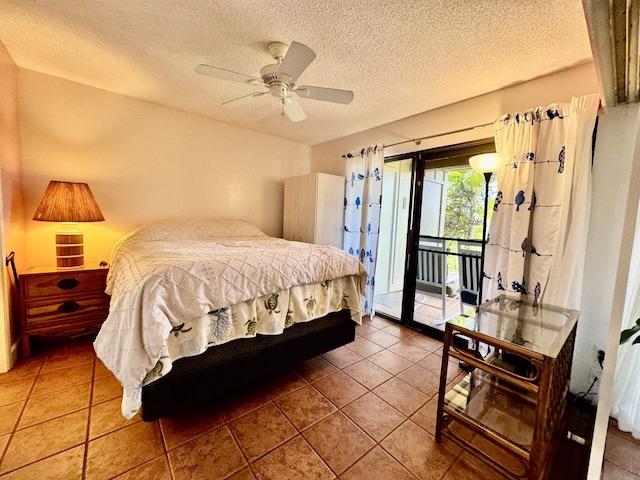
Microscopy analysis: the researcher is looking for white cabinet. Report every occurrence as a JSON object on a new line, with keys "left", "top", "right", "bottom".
{"left": 283, "top": 173, "right": 345, "bottom": 247}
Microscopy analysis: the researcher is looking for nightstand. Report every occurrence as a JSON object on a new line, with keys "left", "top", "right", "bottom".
{"left": 19, "top": 265, "right": 109, "bottom": 357}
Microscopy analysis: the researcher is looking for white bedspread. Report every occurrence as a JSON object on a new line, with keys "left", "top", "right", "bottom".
{"left": 94, "top": 219, "right": 367, "bottom": 418}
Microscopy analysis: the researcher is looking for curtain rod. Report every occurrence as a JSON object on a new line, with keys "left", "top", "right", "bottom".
{"left": 341, "top": 121, "right": 494, "bottom": 158}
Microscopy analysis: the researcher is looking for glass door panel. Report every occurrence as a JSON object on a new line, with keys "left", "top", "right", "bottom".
{"left": 373, "top": 158, "right": 412, "bottom": 320}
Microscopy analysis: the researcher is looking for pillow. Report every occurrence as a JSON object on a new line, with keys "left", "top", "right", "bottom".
{"left": 130, "top": 218, "right": 267, "bottom": 241}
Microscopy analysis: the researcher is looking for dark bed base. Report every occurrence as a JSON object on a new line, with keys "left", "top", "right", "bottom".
{"left": 140, "top": 309, "right": 356, "bottom": 421}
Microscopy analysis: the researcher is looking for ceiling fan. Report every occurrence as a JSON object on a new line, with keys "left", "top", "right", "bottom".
{"left": 195, "top": 41, "right": 354, "bottom": 122}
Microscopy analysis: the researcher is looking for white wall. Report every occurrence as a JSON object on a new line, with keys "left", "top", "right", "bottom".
{"left": 312, "top": 62, "right": 599, "bottom": 175}
{"left": 585, "top": 104, "right": 640, "bottom": 478}
{"left": 18, "top": 70, "right": 311, "bottom": 268}
{"left": 0, "top": 41, "right": 24, "bottom": 372}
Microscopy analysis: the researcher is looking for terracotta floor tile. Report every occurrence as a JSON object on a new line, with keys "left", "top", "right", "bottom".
{"left": 341, "top": 446, "right": 418, "bottom": 480}
{"left": 220, "top": 386, "right": 272, "bottom": 422}
{"left": 227, "top": 466, "right": 257, "bottom": 480}
{"left": 276, "top": 385, "right": 336, "bottom": 430}
{"left": 0, "top": 376, "right": 35, "bottom": 407}
{"left": 470, "top": 435, "right": 527, "bottom": 478}
{"left": 294, "top": 356, "right": 338, "bottom": 382}
{"left": 112, "top": 455, "right": 172, "bottom": 480}
{"left": 229, "top": 403, "right": 297, "bottom": 461}
{"left": 160, "top": 404, "right": 224, "bottom": 450}
{"left": 367, "top": 349, "right": 412, "bottom": 375}
{"left": 381, "top": 420, "right": 457, "bottom": 479}
{"left": 379, "top": 323, "right": 417, "bottom": 340}
{"left": 604, "top": 431, "right": 640, "bottom": 473}
{"left": 411, "top": 397, "right": 474, "bottom": 444}
{"left": 387, "top": 341, "right": 428, "bottom": 363}
{"left": 168, "top": 425, "right": 247, "bottom": 480}
{"left": 312, "top": 371, "right": 367, "bottom": 408}
{"left": 343, "top": 359, "right": 392, "bottom": 390}
{"left": 0, "top": 401, "right": 24, "bottom": 435}
{"left": 262, "top": 370, "right": 308, "bottom": 400}
{"left": 0, "top": 409, "right": 88, "bottom": 474}
{"left": 344, "top": 337, "right": 385, "bottom": 357}
{"left": 415, "top": 352, "right": 445, "bottom": 373}
{"left": 0, "top": 444, "right": 84, "bottom": 480}
{"left": 405, "top": 333, "right": 443, "bottom": 352}
{"left": 85, "top": 421, "right": 165, "bottom": 480}
{"left": 94, "top": 358, "right": 112, "bottom": 380}
{"left": 19, "top": 382, "right": 91, "bottom": 428}
{"left": 40, "top": 345, "right": 94, "bottom": 373}
{"left": 443, "top": 452, "right": 509, "bottom": 480}
{"left": 410, "top": 397, "right": 438, "bottom": 435}
{"left": 0, "top": 356, "right": 43, "bottom": 385}
{"left": 321, "top": 345, "right": 363, "bottom": 369}
{"left": 365, "top": 330, "right": 401, "bottom": 348}
{"left": 373, "top": 377, "right": 428, "bottom": 416}
{"left": 31, "top": 361, "right": 94, "bottom": 397}
{"left": 90, "top": 397, "right": 142, "bottom": 439}
{"left": 369, "top": 316, "right": 394, "bottom": 329}
{"left": 342, "top": 392, "right": 405, "bottom": 441}
{"left": 396, "top": 364, "right": 440, "bottom": 396}
{"left": 354, "top": 323, "right": 378, "bottom": 337}
{"left": 602, "top": 459, "right": 640, "bottom": 480}
{"left": 302, "top": 411, "right": 375, "bottom": 474}
{"left": 251, "top": 435, "right": 333, "bottom": 480}
{"left": 0, "top": 433, "right": 9, "bottom": 459}
{"left": 92, "top": 375, "right": 123, "bottom": 404}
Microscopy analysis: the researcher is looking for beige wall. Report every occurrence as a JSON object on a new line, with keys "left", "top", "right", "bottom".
{"left": 18, "top": 70, "right": 311, "bottom": 268}
{"left": 0, "top": 41, "right": 24, "bottom": 371}
{"left": 312, "top": 62, "right": 599, "bottom": 174}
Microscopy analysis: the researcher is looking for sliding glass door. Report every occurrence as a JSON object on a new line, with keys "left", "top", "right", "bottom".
{"left": 373, "top": 140, "right": 496, "bottom": 332}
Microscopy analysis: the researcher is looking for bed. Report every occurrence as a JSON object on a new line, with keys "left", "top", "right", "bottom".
{"left": 93, "top": 218, "right": 367, "bottom": 421}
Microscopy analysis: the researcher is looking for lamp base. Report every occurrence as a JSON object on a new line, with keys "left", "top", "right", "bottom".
{"left": 56, "top": 229, "right": 84, "bottom": 269}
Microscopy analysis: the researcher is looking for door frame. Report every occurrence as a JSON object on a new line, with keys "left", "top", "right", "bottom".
{"left": 382, "top": 138, "right": 496, "bottom": 334}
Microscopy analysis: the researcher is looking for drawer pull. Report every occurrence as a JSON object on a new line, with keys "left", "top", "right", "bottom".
{"left": 59, "top": 301, "right": 80, "bottom": 313}
{"left": 57, "top": 278, "right": 79, "bottom": 290}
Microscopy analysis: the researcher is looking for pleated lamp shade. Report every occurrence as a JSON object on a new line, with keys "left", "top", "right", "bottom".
{"left": 33, "top": 181, "right": 105, "bottom": 269}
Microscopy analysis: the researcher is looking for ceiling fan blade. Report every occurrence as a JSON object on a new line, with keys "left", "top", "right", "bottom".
{"left": 278, "top": 42, "right": 316, "bottom": 82}
{"left": 295, "top": 85, "right": 354, "bottom": 105}
{"left": 222, "top": 92, "right": 268, "bottom": 108}
{"left": 195, "top": 64, "right": 262, "bottom": 85}
{"left": 283, "top": 96, "right": 306, "bottom": 122}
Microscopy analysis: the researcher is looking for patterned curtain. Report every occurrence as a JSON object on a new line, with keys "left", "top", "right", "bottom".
{"left": 343, "top": 144, "right": 384, "bottom": 315}
{"left": 483, "top": 94, "right": 599, "bottom": 308}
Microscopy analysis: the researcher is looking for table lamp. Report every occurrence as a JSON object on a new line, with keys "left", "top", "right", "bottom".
{"left": 32, "top": 180, "right": 105, "bottom": 269}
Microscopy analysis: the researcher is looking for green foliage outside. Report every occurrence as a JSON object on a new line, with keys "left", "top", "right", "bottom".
{"left": 443, "top": 169, "right": 496, "bottom": 240}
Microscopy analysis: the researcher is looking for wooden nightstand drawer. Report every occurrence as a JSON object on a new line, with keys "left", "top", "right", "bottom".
{"left": 22, "top": 269, "right": 107, "bottom": 299}
{"left": 19, "top": 265, "right": 110, "bottom": 357}
{"left": 24, "top": 295, "right": 108, "bottom": 327}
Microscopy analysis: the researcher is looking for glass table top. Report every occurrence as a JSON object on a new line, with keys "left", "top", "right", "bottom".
{"left": 448, "top": 295, "right": 579, "bottom": 359}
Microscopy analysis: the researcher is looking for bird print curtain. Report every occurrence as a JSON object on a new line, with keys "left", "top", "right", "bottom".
{"left": 343, "top": 144, "right": 384, "bottom": 315}
{"left": 483, "top": 94, "right": 600, "bottom": 310}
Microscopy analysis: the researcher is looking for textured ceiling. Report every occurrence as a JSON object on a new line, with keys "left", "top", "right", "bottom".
{"left": 0, "top": 0, "right": 593, "bottom": 146}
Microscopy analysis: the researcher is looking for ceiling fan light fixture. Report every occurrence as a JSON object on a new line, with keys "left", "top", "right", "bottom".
{"left": 195, "top": 41, "right": 354, "bottom": 121}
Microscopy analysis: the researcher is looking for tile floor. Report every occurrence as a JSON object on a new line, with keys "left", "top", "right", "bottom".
{"left": 374, "top": 292, "right": 465, "bottom": 330}
{"left": 602, "top": 418, "right": 640, "bottom": 479}
{"left": 0, "top": 316, "right": 526, "bottom": 479}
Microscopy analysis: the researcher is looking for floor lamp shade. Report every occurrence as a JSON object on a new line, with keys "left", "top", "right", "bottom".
{"left": 468, "top": 152, "right": 506, "bottom": 305}
{"left": 33, "top": 181, "right": 105, "bottom": 269}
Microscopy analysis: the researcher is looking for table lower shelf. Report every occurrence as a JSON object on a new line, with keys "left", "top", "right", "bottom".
{"left": 443, "top": 369, "right": 537, "bottom": 452}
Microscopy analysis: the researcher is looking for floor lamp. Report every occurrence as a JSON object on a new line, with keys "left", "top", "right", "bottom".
{"left": 468, "top": 153, "right": 505, "bottom": 307}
